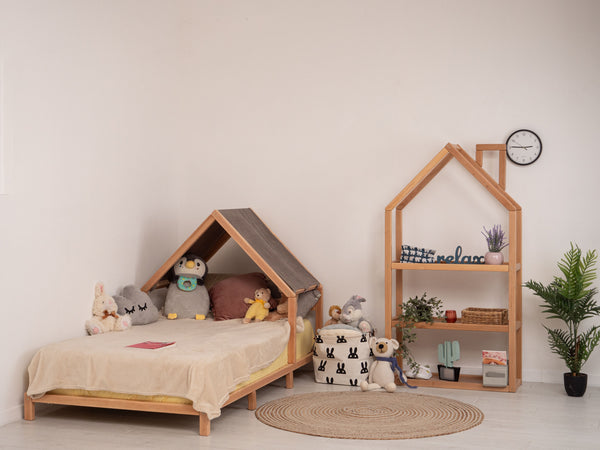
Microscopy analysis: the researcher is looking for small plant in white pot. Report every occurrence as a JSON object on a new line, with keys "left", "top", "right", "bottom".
{"left": 482, "top": 224, "right": 508, "bottom": 264}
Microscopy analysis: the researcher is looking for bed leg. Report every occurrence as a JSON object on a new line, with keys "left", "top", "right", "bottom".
{"left": 23, "top": 393, "right": 35, "bottom": 421}
{"left": 199, "top": 413, "right": 210, "bottom": 436}
{"left": 247, "top": 391, "right": 257, "bottom": 410}
{"left": 286, "top": 372, "right": 294, "bottom": 389}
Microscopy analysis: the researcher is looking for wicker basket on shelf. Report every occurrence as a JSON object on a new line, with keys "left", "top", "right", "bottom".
{"left": 461, "top": 307, "right": 508, "bottom": 325}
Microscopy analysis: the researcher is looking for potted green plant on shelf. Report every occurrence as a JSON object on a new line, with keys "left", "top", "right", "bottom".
{"left": 482, "top": 224, "right": 509, "bottom": 265}
{"left": 395, "top": 293, "right": 443, "bottom": 378}
{"left": 524, "top": 243, "right": 600, "bottom": 397}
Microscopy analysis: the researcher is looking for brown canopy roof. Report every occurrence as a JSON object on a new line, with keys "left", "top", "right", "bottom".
{"left": 142, "top": 208, "right": 319, "bottom": 298}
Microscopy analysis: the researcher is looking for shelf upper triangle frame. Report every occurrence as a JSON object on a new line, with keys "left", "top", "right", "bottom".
{"left": 386, "top": 143, "right": 521, "bottom": 212}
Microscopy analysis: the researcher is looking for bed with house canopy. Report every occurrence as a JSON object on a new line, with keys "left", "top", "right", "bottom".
{"left": 25, "top": 208, "right": 323, "bottom": 436}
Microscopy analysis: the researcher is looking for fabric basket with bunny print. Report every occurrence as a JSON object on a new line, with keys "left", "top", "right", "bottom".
{"left": 313, "top": 327, "right": 373, "bottom": 386}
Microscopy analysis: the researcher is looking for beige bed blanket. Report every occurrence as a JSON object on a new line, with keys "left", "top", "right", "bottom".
{"left": 27, "top": 317, "right": 290, "bottom": 419}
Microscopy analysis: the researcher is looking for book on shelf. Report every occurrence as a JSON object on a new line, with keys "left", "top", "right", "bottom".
{"left": 482, "top": 350, "right": 507, "bottom": 365}
{"left": 126, "top": 341, "right": 176, "bottom": 350}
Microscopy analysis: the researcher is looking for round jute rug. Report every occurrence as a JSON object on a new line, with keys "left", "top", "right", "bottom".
{"left": 255, "top": 391, "right": 484, "bottom": 440}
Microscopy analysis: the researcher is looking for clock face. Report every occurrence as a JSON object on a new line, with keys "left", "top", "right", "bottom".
{"left": 506, "top": 129, "right": 542, "bottom": 165}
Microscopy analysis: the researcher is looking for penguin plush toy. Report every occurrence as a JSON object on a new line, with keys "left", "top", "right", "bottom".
{"left": 164, "top": 254, "right": 210, "bottom": 320}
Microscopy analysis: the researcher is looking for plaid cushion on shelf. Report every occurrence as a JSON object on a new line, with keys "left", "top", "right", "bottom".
{"left": 400, "top": 245, "right": 436, "bottom": 263}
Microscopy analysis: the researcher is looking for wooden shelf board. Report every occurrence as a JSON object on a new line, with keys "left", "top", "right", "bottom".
{"left": 391, "top": 262, "right": 518, "bottom": 272}
{"left": 392, "top": 318, "right": 514, "bottom": 332}
{"left": 406, "top": 373, "right": 514, "bottom": 392}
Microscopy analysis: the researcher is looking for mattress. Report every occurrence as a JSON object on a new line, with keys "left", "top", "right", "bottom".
{"left": 48, "top": 319, "right": 314, "bottom": 405}
{"left": 28, "top": 317, "right": 311, "bottom": 419}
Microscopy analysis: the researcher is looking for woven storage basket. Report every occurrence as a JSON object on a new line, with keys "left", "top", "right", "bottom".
{"left": 461, "top": 307, "right": 508, "bottom": 325}
{"left": 313, "top": 329, "right": 373, "bottom": 386}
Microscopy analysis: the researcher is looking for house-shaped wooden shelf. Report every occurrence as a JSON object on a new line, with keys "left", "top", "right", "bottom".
{"left": 142, "top": 208, "right": 323, "bottom": 360}
{"left": 385, "top": 143, "right": 522, "bottom": 392}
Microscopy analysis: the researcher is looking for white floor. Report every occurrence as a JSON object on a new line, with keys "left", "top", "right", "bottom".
{"left": 1, "top": 369, "right": 599, "bottom": 450}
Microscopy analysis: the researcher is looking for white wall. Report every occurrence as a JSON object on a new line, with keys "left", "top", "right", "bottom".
{"left": 1, "top": 0, "right": 599, "bottom": 425}
{"left": 0, "top": 0, "right": 186, "bottom": 424}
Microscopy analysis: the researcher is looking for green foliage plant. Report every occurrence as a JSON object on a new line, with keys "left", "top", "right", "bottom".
{"left": 395, "top": 293, "right": 444, "bottom": 374}
{"left": 524, "top": 243, "right": 600, "bottom": 375}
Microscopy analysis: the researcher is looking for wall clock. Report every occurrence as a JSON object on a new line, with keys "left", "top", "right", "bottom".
{"left": 506, "top": 129, "right": 542, "bottom": 165}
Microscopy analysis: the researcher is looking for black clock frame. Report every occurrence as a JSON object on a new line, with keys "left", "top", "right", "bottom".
{"left": 506, "top": 129, "right": 542, "bottom": 166}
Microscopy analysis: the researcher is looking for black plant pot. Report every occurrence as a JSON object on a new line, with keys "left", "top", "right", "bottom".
{"left": 564, "top": 372, "right": 587, "bottom": 397}
{"left": 438, "top": 365, "right": 460, "bottom": 382}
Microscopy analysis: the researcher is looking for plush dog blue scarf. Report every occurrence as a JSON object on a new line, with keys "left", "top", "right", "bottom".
{"left": 375, "top": 356, "right": 417, "bottom": 389}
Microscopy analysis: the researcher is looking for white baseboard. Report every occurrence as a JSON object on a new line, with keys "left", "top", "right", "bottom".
{"left": 455, "top": 365, "right": 599, "bottom": 387}
{"left": 522, "top": 368, "right": 599, "bottom": 386}
{"left": 0, "top": 403, "right": 23, "bottom": 427}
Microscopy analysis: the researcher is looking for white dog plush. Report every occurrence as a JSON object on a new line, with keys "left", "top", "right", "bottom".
{"left": 360, "top": 337, "right": 415, "bottom": 392}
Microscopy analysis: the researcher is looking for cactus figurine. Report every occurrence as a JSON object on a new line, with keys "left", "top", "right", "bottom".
{"left": 437, "top": 340, "right": 461, "bottom": 381}
{"left": 438, "top": 340, "right": 460, "bottom": 367}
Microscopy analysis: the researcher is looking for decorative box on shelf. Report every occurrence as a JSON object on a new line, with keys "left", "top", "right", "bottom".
{"left": 461, "top": 307, "right": 508, "bottom": 325}
{"left": 482, "top": 350, "right": 508, "bottom": 387}
{"left": 482, "top": 363, "right": 508, "bottom": 387}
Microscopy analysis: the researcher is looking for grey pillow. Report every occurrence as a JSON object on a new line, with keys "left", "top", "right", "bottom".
{"left": 148, "top": 287, "right": 167, "bottom": 312}
{"left": 115, "top": 285, "right": 159, "bottom": 325}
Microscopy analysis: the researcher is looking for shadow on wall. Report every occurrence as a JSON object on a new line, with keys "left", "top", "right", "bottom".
{"left": 136, "top": 218, "right": 261, "bottom": 286}
{"left": 206, "top": 239, "right": 261, "bottom": 274}
{"left": 135, "top": 216, "right": 181, "bottom": 286}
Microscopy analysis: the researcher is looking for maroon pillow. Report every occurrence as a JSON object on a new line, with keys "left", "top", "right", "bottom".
{"left": 209, "top": 273, "right": 270, "bottom": 321}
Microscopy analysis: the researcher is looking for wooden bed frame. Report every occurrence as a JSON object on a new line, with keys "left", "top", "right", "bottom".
{"left": 24, "top": 209, "right": 323, "bottom": 436}
{"left": 24, "top": 290, "right": 322, "bottom": 436}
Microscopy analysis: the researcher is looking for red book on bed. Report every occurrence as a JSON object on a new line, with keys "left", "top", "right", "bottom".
{"left": 127, "top": 341, "right": 176, "bottom": 350}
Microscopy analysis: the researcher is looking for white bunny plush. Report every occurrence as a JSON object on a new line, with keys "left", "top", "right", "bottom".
{"left": 85, "top": 282, "right": 131, "bottom": 335}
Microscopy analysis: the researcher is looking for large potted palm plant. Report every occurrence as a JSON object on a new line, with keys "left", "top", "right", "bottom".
{"left": 524, "top": 243, "right": 600, "bottom": 396}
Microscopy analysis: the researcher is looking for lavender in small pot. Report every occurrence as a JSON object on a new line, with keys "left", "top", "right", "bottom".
{"left": 482, "top": 224, "right": 508, "bottom": 264}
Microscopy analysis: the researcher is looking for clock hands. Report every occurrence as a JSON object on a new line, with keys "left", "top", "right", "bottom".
{"left": 510, "top": 139, "right": 525, "bottom": 149}
{"left": 509, "top": 139, "right": 533, "bottom": 150}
